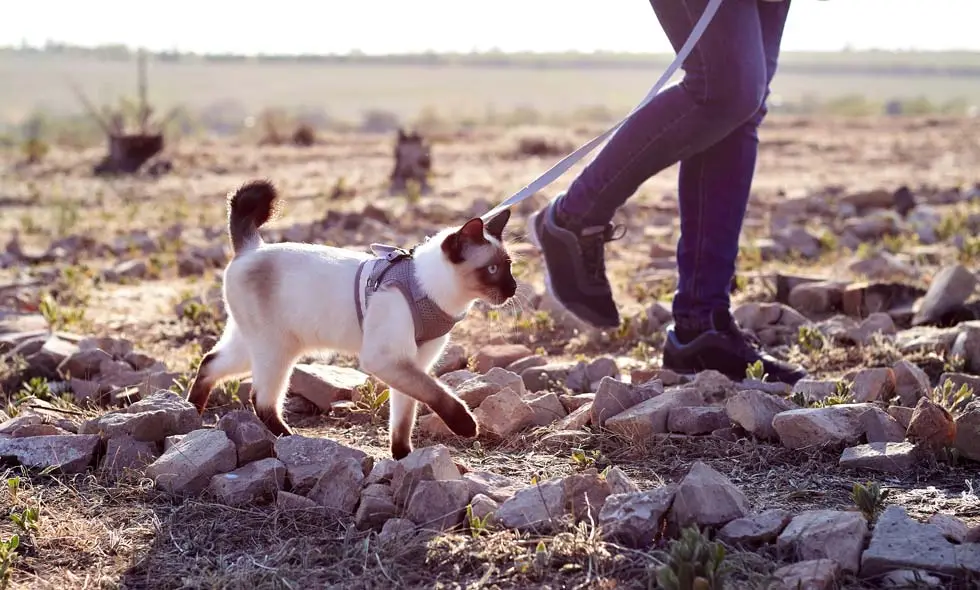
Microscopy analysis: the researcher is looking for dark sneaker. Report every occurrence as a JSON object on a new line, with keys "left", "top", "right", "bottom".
{"left": 663, "top": 310, "right": 807, "bottom": 385}
{"left": 527, "top": 198, "right": 625, "bottom": 329}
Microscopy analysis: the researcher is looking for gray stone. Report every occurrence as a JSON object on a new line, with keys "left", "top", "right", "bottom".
{"left": 591, "top": 377, "right": 662, "bottom": 427}
{"left": 669, "top": 461, "right": 749, "bottom": 529}
{"left": 289, "top": 364, "right": 369, "bottom": 411}
{"left": 839, "top": 442, "right": 919, "bottom": 473}
{"left": 772, "top": 559, "right": 840, "bottom": 590}
{"left": 772, "top": 404, "right": 876, "bottom": 449}
{"left": 912, "top": 264, "right": 977, "bottom": 326}
{"left": 273, "top": 435, "right": 372, "bottom": 496}
{"left": 717, "top": 509, "right": 793, "bottom": 545}
{"left": 861, "top": 505, "right": 980, "bottom": 577}
{"left": 306, "top": 456, "right": 366, "bottom": 514}
{"left": 495, "top": 479, "right": 567, "bottom": 533}
{"left": 0, "top": 434, "right": 99, "bottom": 474}
{"left": 725, "top": 390, "right": 797, "bottom": 441}
{"left": 405, "top": 479, "right": 471, "bottom": 530}
{"left": 605, "top": 388, "right": 704, "bottom": 442}
{"left": 777, "top": 510, "right": 868, "bottom": 573}
{"left": 666, "top": 406, "right": 731, "bottom": 435}
{"left": 598, "top": 485, "right": 676, "bottom": 548}
{"left": 525, "top": 392, "right": 567, "bottom": 426}
{"left": 217, "top": 410, "right": 276, "bottom": 466}
{"left": 208, "top": 457, "right": 285, "bottom": 507}
{"left": 146, "top": 429, "right": 237, "bottom": 495}
{"left": 462, "top": 470, "right": 520, "bottom": 503}
{"left": 102, "top": 434, "right": 159, "bottom": 476}
{"left": 391, "top": 444, "right": 461, "bottom": 506}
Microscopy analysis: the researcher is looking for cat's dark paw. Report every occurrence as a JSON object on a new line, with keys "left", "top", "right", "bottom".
{"left": 391, "top": 440, "right": 413, "bottom": 460}
{"left": 438, "top": 399, "right": 479, "bottom": 438}
{"left": 256, "top": 405, "right": 294, "bottom": 437}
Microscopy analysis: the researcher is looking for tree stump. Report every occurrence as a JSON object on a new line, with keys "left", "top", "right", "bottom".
{"left": 388, "top": 128, "right": 432, "bottom": 196}
{"left": 93, "top": 133, "right": 164, "bottom": 175}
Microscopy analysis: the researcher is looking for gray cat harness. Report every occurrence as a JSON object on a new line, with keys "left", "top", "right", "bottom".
{"left": 354, "top": 243, "right": 466, "bottom": 344}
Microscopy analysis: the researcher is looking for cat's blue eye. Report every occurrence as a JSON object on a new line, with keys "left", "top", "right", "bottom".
{"left": 487, "top": 264, "right": 498, "bottom": 274}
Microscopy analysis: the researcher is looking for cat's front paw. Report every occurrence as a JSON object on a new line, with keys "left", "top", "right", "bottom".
{"left": 438, "top": 399, "right": 479, "bottom": 438}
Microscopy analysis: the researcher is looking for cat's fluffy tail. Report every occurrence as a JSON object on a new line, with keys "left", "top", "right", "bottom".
{"left": 227, "top": 180, "right": 281, "bottom": 255}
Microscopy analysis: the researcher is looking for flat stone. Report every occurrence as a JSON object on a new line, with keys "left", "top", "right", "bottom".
{"left": 306, "top": 456, "right": 366, "bottom": 514}
{"left": 839, "top": 442, "right": 919, "bottom": 473}
{"left": 288, "top": 364, "right": 369, "bottom": 411}
{"left": 495, "top": 478, "right": 567, "bottom": 534}
{"left": 605, "top": 388, "right": 704, "bottom": 442}
{"left": 525, "top": 392, "right": 567, "bottom": 426}
{"left": 598, "top": 485, "right": 676, "bottom": 549}
{"left": 718, "top": 509, "right": 793, "bottom": 545}
{"left": 404, "top": 479, "right": 471, "bottom": 530}
{"left": 666, "top": 406, "right": 731, "bottom": 435}
{"left": 669, "top": 461, "right": 749, "bottom": 530}
{"left": 146, "top": 429, "right": 237, "bottom": 495}
{"left": 777, "top": 510, "right": 868, "bottom": 573}
{"left": 0, "top": 434, "right": 99, "bottom": 474}
{"left": 102, "top": 434, "right": 159, "bottom": 476}
{"left": 772, "top": 404, "right": 875, "bottom": 449}
{"left": 274, "top": 435, "right": 372, "bottom": 496}
{"left": 861, "top": 505, "right": 980, "bottom": 577}
{"left": 591, "top": 377, "right": 661, "bottom": 427}
{"left": 208, "top": 457, "right": 285, "bottom": 507}
{"left": 772, "top": 559, "right": 841, "bottom": 590}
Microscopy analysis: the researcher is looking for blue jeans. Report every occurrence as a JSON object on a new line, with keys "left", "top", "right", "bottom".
{"left": 557, "top": 0, "right": 791, "bottom": 332}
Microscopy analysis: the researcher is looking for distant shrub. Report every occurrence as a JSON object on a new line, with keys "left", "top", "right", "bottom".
{"left": 360, "top": 109, "right": 401, "bottom": 133}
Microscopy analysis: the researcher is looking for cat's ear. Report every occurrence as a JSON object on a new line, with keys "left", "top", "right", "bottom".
{"left": 441, "top": 218, "right": 485, "bottom": 263}
{"left": 397, "top": 127, "right": 407, "bottom": 141}
{"left": 484, "top": 209, "right": 511, "bottom": 240}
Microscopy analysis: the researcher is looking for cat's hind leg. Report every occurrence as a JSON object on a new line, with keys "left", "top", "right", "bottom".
{"left": 187, "top": 321, "right": 252, "bottom": 413}
{"left": 249, "top": 343, "right": 300, "bottom": 437}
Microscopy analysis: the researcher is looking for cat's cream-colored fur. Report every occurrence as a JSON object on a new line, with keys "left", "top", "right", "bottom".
{"left": 187, "top": 180, "right": 516, "bottom": 459}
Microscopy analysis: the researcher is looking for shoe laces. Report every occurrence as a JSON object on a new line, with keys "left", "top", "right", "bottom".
{"left": 578, "top": 223, "right": 627, "bottom": 281}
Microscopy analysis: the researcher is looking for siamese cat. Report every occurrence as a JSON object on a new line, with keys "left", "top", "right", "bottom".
{"left": 187, "top": 180, "right": 517, "bottom": 459}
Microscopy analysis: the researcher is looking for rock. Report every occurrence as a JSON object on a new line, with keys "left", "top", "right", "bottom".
{"left": 495, "top": 478, "right": 567, "bottom": 533}
{"left": 217, "top": 410, "right": 276, "bottom": 466}
{"left": 432, "top": 343, "right": 467, "bottom": 376}
{"left": 669, "top": 461, "right": 749, "bottom": 529}
{"left": 951, "top": 327, "right": 980, "bottom": 374}
{"left": 482, "top": 367, "right": 526, "bottom": 397}
{"left": 559, "top": 393, "right": 595, "bottom": 413}
{"left": 839, "top": 442, "right": 919, "bottom": 473}
{"left": 893, "top": 360, "right": 931, "bottom": 407}
{"left": 777, "top": 510, "right": 868, "bottom": 573}
{"left": 888, "top": 406, "right": 915, "bottom": 430}
{"left": 405, "top": 479, "right": 471, "bottom": 530}
{"left": 861, "top": 505, "right": 980, "bottom": 577}
{"left": 28, "top": 335, "right": 80, "bottom": 373}
{"left": 860, "top": 409, "right": 907, "bottom": 443}
{"left": 907, "top": 397, "right": 956, "bottom": 451}
{"left": 417, "top": 413, "right": 456, "bottom": 438}
{"left": 273, "top": 435, "right": 372, "bottom": 495}
{"left": 473, "top": 386, "right": 536, "bottom": 438}
{"left": 953, "top": 402, "right": 980, "bottom": 462}
{"left": 772, "top": 559, "right": 841, "bottom": 590}
{"left": 208, "top": 457, "right": 285, "bottom": 507}
{"left": 604, "top": 466, "right": 640, "bottom": 496}
{"left": 58, "top": 348, "right": 112, "bottom": 380}
{"left": 725, "top": 390, "right": 797, "bottom": 441}
{"left": 526, "top": 392, "right": 567, "bottom": 426}
{"left": 462, "top": 470, "right": 520, "bottom": 503}
{"left": 0, "top": 434, "right": 99, "bottom": 474}
{"left": 772, "top": 404, "right": 875, "bottom": 449}
{"left": 102, "top": 434, "right": 159, "bottom": 476}
{"left": 598, "top": 485, "right": 676, "bottom": 548}
{"left": 912, "top": 264, "right": 978, "bottom": 326}
{"left": 691, "top": 370, "right": 736, "bottom": 403}
{"left": 850, "top": 367, "right": 896, "bottom": 403}
{"left": 306, "top": 456, "right": 366, "bottom": 514}
{"left": 554, "top": 403, "right": 592, "bottom": 431}
{"left": 364, "top": 459, "right": 398, "bottom": 486}
{"left": 591, "top": 377, "right": 662, "bottom": 427}
{"left": 717, "top": 509, "right": 792, "bottom": 545}
{"left": 789, "top": 281, "right": 843, "bottom": 316}
{"left": 666, "top": 406, "right": 730, "bottom": 435}
{"left": 288, "top": 364, "right": 369, "bottom": 411}
{"left": 453, "top": 375, "right": 506, "bottom": 408}
{"left": 474, "top": 344, "right": 532, "bottom": 373}
{"left": 521, "top": 363, "right": 575, "bottom": 392}
{"left": 355, "top": 494, "right": 398, "bottom": 531}
{"left": 276, "top": 490, "right": 319, "bottom": 511}
{"left": 928, "top": 513, "right": 971, "bottom": 544}
{"left": 850, "top": 313, "right": 897, "bottom": 345}
{"left": 468, "top": 494, "right": 499, "bottom": 523}
{"left": 146, "top": 429, "right": 237, "bottom": 495}
{"left": 773, "top": 226, "right": 822, "bottom": 258}
{"left": 390, "top": 444, "right": 461, "bottom": 506}
{"left": 938, "top": 372, "right": 980, "bottom": 399}
{"left": 5, "top": 423, "right": 71, "bottom": 438}
{"left": 106, "top": 259, "right": 148, "bottom": 281}
{"left": 605, "top": 388, "right": 704, "bottom": 442}
{"left": 379, "top": 518, "right": 417, "bottom": 544}
{"left": 584, "top": 357, "right": 620, "bottom": 390}
{"left": 562, "top": 470, "right": 612, "bottom": 521}
{"left": 81, "top": 390, "right": 202, "bottom": 442}
{"left": 505, "top": 355, "right": 547, "bottom": 375}
{"left": 439, "top": 369, "right": 478, "bottom": 389}
{"left": 0, "top": 415, "right": 42, "bottom": 437}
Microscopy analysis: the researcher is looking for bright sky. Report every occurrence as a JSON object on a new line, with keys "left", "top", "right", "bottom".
{"left": 3, "top": 0, "right": 978, "bottom": 54}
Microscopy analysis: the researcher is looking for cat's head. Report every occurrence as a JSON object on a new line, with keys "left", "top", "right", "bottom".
{"left": 440, "top": 209, "right": 518, "bottom": 306}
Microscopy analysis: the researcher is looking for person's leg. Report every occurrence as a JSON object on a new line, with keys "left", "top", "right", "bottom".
{"left": 528, "top": 0, "right": 770, "bottom": 329}
{"left": 663, "top": 0, "right": 807, "bottom": 384}
{"left": 672, "top": 0, "right": 791, "bottom": 333}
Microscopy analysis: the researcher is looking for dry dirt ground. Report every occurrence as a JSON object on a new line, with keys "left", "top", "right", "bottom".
{"left": 1, "top": 115, "right": 980, "bottom": 589}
